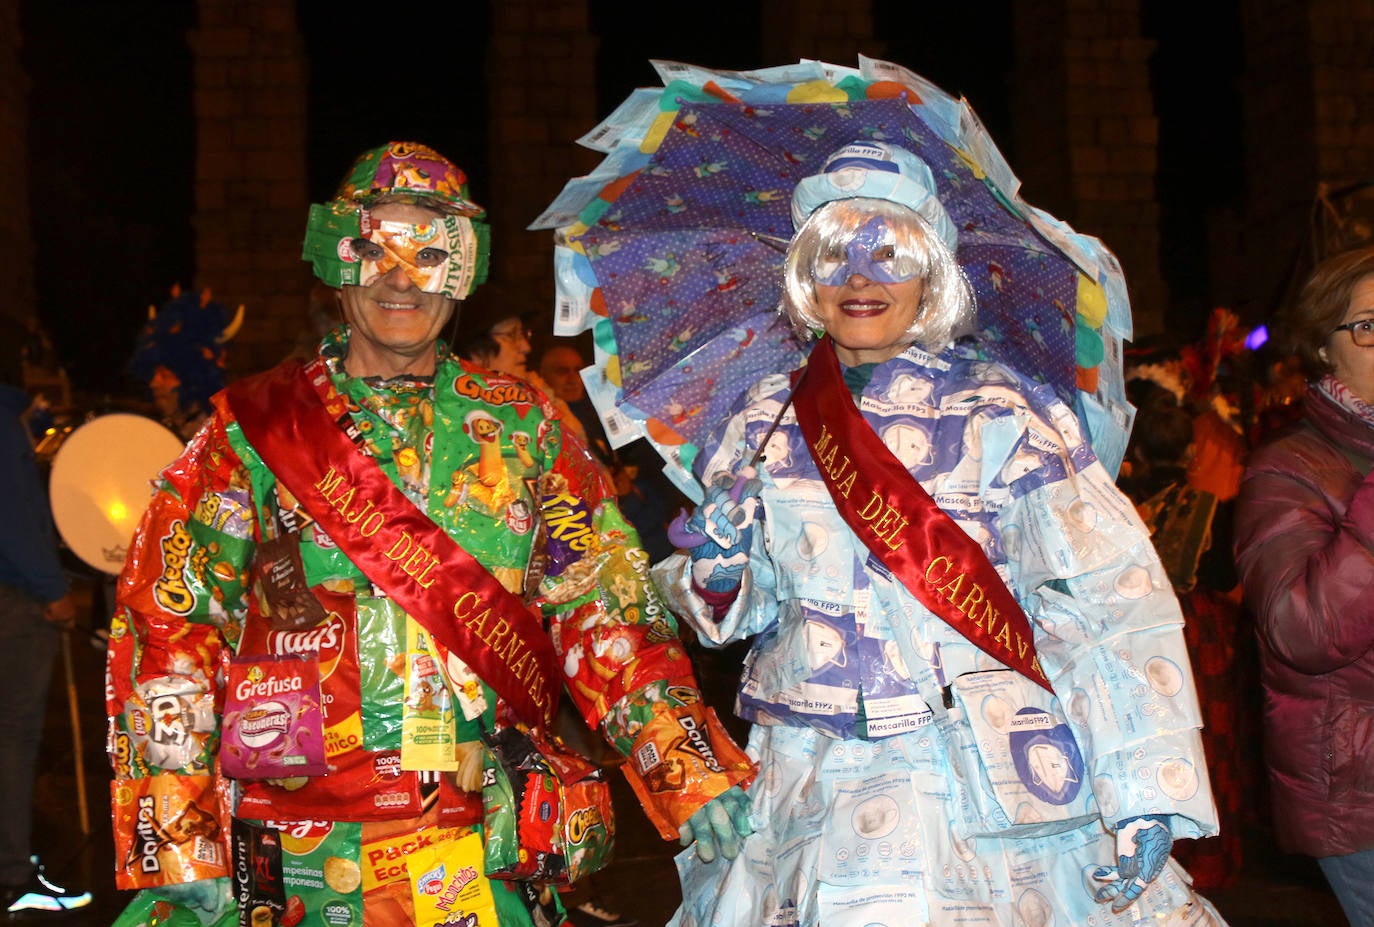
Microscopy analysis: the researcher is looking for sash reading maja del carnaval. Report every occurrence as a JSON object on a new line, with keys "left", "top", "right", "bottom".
{"left": 790, "top": 335, "right": 1052, "bottom": 693}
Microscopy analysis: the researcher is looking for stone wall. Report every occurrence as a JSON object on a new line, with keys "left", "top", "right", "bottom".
{"left": 1, "top": 2, "right": 33, "bottom": 327}
{"left": 1309, "top": 0, "right": 1374, "bottom": 182}
{"left": 189, "top": 0, "right": 309, "bottom": 374}
{"left": 7, "top": 0, "right": 1368, "bottom": 384}
{"left": 760, "top": 0, "right": 883, "bottom": 64}
{"left": 482, "top": 0, "right": 601, "bottom": 336}
{"left": 1216, "top": 0, "right": 1374, "bottom": 319}
{"left": 1013, "top": 0, "right": 1166, "bottom": 336}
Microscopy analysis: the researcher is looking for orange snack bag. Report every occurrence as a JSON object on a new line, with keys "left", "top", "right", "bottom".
{"left": 111, "top": 774, "right": 229, "bottom": 889}
{"left": 621, "top": 704, "right": 756, "bottom": 840}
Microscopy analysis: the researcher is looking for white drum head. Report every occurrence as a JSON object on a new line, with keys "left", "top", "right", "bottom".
{"left": 49, "top": 414, "right": 184, "bottom": 574}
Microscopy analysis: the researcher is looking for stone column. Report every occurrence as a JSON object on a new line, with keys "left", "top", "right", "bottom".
{"left": 484, "top": 0, "right": 601, "bottom": 333}
{"left": 761, "top": 0, "right": 884, "bottom": 65}
{"left": 189, "top": 0, "right": 309, "bottom": 374}
{"left": 1012, "top": 0, "right": 1166, "bottom": 336}
{"left": 1309, "top": 1, "right": 1374, "bottom": 184}
{"left": 0, "top": 2, "right": 33, "bottom": 327}
{"left": 1202, "top": 0, "right": 1374, "bottom": 321}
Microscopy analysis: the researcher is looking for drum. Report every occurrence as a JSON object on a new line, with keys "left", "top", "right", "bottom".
{"left": 48, "top": 414, "right": 185, "bottom": 574}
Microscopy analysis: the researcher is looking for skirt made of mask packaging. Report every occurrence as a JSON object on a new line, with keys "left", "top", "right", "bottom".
{"left": 669, "top": 724, "right": 1228, "bottom": 927}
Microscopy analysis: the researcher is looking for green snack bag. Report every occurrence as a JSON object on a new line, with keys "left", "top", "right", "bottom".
{"left": 266, "top": 820, "right": 364, "bottom": 927}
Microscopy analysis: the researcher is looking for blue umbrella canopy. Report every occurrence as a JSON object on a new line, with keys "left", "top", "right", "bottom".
{"left": 536, "top": 58, "right": 1134, "bottom": 496}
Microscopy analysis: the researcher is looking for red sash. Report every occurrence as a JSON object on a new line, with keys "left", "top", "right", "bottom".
{"left": 225, "top": 359, "right": 560, "bottom": 727}
{"left": 790, "top": 337, "right": 1052, "bottom": 692}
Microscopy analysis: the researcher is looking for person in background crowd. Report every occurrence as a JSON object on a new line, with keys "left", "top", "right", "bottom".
{"left": 127, "top": 285, "right": 242, "bottom": 441}
{"left": 538, "top": 343, "right": 685, "bottom": 563}
{"left": 1179, "top": 309, "right": 1252, "bottom": 504}
{"left": 655, "top": 141, "right": 1225, "bottom": 926}
{"left": 455, "top": 314, "right": 535, "bottom": 379}
{"left": 0, "top": 316, "right": 90, "bottom": 917}
{"left": 1120, "top": 374, "right": 1246, "bottom": 891}
{"left": 104, "top": 141, "right": 752, "bottom": 927}
{"left": 1234, "top": 246, "right": 1374, "bottom": 925}
{"left": 539, "top": 344, "right": 603, "bottom": 453}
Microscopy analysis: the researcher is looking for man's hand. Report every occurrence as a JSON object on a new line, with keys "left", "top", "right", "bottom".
{"left": 154, "top": 877, "right": 234, "bottom": 921}
{"left": 1093, "top": 814, "right": 1173, "bottom": 910}
{"left": 454, "top": 740, "right": 485, "bottom": 792}
{"left": 678, "top": 785, "right": 753, "bottom": 863}
{"left": 668, "top": 468, "right": 763, "bottom": 595}
{"left": 43, "top": 593, "right": 78, "bottom": 631}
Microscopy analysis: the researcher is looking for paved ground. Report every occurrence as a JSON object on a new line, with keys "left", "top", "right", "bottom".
{"left": 30, "top": 603, "right": 1349, "bottom": 926}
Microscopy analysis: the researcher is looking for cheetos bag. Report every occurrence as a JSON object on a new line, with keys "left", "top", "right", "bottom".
{"left": 479, "top": 724, "right": 614, "bottom": 885}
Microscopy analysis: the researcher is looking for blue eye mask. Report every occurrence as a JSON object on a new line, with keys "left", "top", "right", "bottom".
{"left": 811, "top": 217, "right": 923, "bottom": 287}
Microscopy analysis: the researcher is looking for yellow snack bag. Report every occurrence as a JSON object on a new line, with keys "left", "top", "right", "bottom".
{"left": 406, "top": 830, "right": 498, "bottom": 927}
{"left": 401, "top": 618, "right": 458, "bottom": 771}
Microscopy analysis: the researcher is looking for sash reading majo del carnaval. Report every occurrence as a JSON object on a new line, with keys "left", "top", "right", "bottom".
{"left": 227, "top": 360, "right": 560, "bottom": 728}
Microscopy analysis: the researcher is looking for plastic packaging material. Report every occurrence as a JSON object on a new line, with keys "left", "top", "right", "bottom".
{"left": 222, "top": 653, "right": 327, "bottom": 780}
{"left": 479, "top": 725, "right": 615, "bottom": 885}
{"left": 112, "top": 774, "right": 229, "bottom": 890}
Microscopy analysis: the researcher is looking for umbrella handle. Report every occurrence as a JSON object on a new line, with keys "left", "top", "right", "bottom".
{"left": 60, "top": 631, "right": 90, "bottom": 836}
{"left": 747, "top": 392, "right": 795, "bottom": 470}
{"left": 747, "top": 354, "right": 813, "bottom": 470}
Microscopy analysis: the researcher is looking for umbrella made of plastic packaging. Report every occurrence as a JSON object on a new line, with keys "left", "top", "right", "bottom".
{"left": 534, "top": 57, "right": 1136, "bottom": 499}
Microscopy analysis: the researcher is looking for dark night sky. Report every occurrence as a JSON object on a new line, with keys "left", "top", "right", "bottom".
{"left": 20, "top": 1, "right": 1242, "bottom": 394}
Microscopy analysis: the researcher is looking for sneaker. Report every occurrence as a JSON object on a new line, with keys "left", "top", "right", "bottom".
{"left": 566, "top": 898, "right": 640, "bottom": 927}
{"left": 2, "top": 858, "right": 92, "bottom": 917}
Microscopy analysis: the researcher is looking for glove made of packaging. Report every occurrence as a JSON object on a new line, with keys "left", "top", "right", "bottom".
{"left": 668, "top": 467, "right": 762, "bottom": 607}
{"left": 679, "top": 785, "right": 753, "bottom": 863}
{"left": 1092, "top": 814, "right": 1174, "bottom": 910}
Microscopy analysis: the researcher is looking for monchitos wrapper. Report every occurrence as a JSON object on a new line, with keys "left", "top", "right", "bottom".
{"left": 360, "top": 820, "right": 475, "bottom": 926}
{"left": 406, "top": 830, "right": 498, "bottom": 927}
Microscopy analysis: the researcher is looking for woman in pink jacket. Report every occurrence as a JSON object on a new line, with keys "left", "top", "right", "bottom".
{"left": 1234, "top": 246, "right": 1374, "bottom": 924}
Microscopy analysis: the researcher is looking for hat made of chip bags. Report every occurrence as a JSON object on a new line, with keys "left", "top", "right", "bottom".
{"left": 337, "top": 141, "right": 485, "bottom": 217}
{"left": 303, "top": 141, "right": 491, "bottom": 298}
{"left": 790, "top": 141, "right": 958, "bottom": 251}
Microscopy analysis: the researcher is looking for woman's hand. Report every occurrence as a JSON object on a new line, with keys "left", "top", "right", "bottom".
{"left": 669, "top": 468, "right": 763, "bottom": 596}
{"left": 678, "top": 785, "right": 754, "bottom": 863}
{"left": 1092, "top": 815, "right": 1173, "bottom": 910}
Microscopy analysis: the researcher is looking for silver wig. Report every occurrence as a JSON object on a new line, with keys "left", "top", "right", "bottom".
{"left": 780, "top": 197, "right": 975, "bottom": 353}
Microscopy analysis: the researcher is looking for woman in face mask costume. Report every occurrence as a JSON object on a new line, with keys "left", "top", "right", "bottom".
{"left": 655, "top": 142, "right": 1229, "bottom": 927}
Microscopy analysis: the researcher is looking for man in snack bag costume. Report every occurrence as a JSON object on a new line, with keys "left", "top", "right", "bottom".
{"left": 105, "top": 141, "right": 754, "bottom": 927}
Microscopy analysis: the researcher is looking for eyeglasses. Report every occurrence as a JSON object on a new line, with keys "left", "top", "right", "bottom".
{"left": 1331, "top": 319, "right": 1374, "bottom": 346}
{"left": 492, "top": 326, "right": 533, "bottom": 342}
